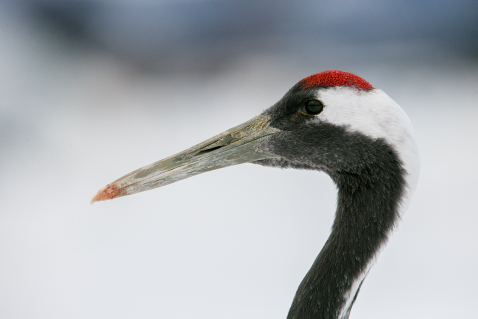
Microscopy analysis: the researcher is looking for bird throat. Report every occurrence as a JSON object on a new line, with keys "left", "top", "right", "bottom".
{"left": 285, "top": 141, "right": 406, "bottom": 319}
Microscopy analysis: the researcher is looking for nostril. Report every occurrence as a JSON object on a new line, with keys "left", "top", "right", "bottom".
{"left": 197, "top": 146, "right": 223, "bottom": 155}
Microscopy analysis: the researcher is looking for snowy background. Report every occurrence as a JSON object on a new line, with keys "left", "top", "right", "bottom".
{"left": 1, "top": 1, "right": 477, "bottom": 318}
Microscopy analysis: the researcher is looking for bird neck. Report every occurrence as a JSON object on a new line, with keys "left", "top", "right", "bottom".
{"left": 287, "top": 152, "right": 406, "bottom": 319}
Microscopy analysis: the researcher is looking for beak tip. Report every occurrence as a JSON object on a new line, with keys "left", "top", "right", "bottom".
{"left": 90, "top": 194, "right": 101, "bottom": 205}
{"left": 90, "top": 184, "right": 121, "bottom": 204}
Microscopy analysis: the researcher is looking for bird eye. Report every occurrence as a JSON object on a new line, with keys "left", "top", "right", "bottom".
{"left": 302, "top": 100, "right": 324, "bottom": 115}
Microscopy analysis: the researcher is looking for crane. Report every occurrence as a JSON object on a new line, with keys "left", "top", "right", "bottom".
{"left": 91, "top": 70, "right": 420, "bottom": 319}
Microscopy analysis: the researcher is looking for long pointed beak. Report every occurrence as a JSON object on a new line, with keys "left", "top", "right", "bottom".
{"left": 91, "top": 115, "right": 280, "bottom": 204}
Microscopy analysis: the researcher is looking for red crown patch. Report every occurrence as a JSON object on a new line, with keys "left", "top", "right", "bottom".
{"left": 299, "top": 70, "right": 373, "bottom": 91}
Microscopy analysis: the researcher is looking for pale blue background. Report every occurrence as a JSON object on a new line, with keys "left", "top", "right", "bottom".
{"left": 1, "top": 1, "right": 477, "bottom": 318}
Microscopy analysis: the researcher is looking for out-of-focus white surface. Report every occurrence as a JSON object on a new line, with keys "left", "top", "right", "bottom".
{"left": 1, "top": 4, "right": 478, "bottom": 319}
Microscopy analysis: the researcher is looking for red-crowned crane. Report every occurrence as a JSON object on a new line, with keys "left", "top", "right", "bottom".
{"left": 92, "top": 70, "right": 420, "bottom": 319}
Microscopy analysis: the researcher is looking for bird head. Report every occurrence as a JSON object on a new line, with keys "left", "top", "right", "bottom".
{"left": 91, "top": 70, "right": 418, "bottom": 204}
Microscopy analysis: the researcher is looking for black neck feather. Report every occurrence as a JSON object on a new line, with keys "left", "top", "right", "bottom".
{"left": 255, "top": 125, "right": 406, "bottom": 319}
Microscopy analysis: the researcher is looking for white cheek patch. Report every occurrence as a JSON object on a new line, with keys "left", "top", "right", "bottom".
{"left": 314, "top": 86, "right": 421, "bottom": 318}
{"left": 316, "top": 86, "right": 420, "bottom": 209}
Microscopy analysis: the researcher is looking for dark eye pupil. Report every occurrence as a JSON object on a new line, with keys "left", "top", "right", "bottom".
{"left": 305, "top": 100, "right": 324, "bottom": 115}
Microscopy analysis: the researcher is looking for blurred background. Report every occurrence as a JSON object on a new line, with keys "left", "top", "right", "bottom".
{"left": 1, "top": 0, "right": 477, "bottom": 318}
